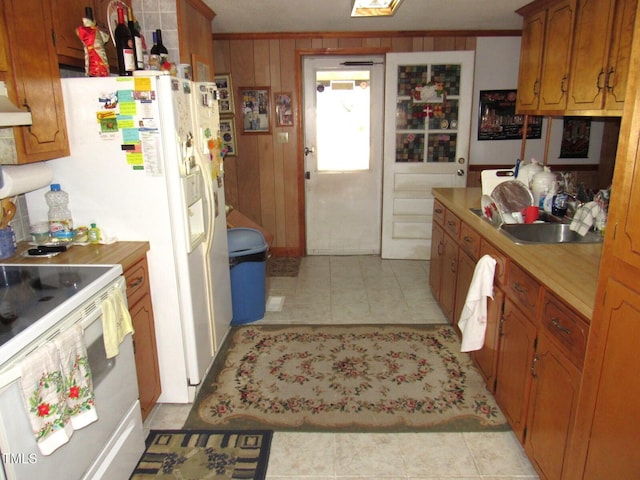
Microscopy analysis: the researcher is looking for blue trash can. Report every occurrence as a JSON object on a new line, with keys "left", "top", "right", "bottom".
{"left": 228, "top": 228, "right": 268, "bottom": 324}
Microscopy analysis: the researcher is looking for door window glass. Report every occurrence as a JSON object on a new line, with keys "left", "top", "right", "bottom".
{"left": 394, "top": 64, "right": 462, "bottom": 163}
{"left": 316, "top": 70, "right": 371, "bottom": 171}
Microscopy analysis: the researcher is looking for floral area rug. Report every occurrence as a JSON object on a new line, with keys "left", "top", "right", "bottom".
{"left": 183, "top": 324, "right": 509, "bottom": 433}
{"left": 130, "top": 430, "right": 272, "bottom": 479}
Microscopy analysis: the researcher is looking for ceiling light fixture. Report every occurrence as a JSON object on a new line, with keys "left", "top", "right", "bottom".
{"left": 351, "top": 0, "right": 404, "bottom": 17}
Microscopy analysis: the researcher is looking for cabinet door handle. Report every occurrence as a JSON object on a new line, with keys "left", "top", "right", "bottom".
{"left": 605, "top": 67, "right": 615, "bottom": 91}
{"left": 596, "top": 68, "right": 605, "bottom": 91}
{"left": 530, "top": 353, "right": 540, "bottom": 378}
{"left": 435, "top": 208, "right": 443, "bottom": 214}
{"left": 499, "top": 315, "right": 506, "bottom": 336}
{"left": 551, "top": 317, "right": 572, "bottom": 335}
{"left": 463, "top": 235, "right": 473, "bottom": 244}
{"left": 561, "top": 75, "right": 567, "bottom": 94}
{"left": 450, "top": 258, "right": 457, "bottom": 273}
{"left": 447, "top": 220, "right": 456, "bottom": 228}
{"left": 437, "top": 240, "right": 443, "bottom": 256}
{"left": 513, "top": 282, "right": 528, "bottom": 294}
{"left": 128, "top": 276, "right": 144, "bottom": 289}
{"left": 533, "top": 79, "right": 540, "bottom": 96}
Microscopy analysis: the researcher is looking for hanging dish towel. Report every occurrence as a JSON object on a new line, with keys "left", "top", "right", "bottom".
{"left": 458, "top": 254, "right": 497, "bottom": 353}
{"left": 19, "top": 343, "right": 73, "bottom": 455}
{"left": 101, "top": 287, "right": 134, "bottom": 359}
{"left": 54, "top": 324, "right": 98, "bottom": 430}
{"left": 569, "top": 201, "right": 602, "bottom": 236}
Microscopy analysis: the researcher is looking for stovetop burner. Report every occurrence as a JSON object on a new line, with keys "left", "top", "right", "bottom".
{"left": 0, "top": 264, "right": 116, "bottom": 352}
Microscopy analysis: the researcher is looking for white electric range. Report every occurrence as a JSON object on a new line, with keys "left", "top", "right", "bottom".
{"left": 0, "top": 263, "right": 145, "bottom": 480}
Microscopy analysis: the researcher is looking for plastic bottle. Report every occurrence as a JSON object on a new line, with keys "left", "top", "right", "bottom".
{"left": 89, "top": 223, "right": 101, "bottom": 244}
{"left": 45, "top": 184, "right": 74, "bottom": 242}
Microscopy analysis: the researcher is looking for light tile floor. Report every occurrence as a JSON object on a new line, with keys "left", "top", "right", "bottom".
{"left": 144, "top": 256, "right": 539, "bottom": 479}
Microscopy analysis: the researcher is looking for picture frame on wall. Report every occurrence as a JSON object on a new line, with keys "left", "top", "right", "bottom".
{"left": 214, "top": 74, "right": 235, "bottom": 115}
{"left": 219, "top": 117, "right": 237, "bottom": 156}
{"left": 239, "top": 87, "right": 271, "bottom": 134}
{"left": 275, "top": 92, "right": 293, "bottom": 127}
{"left": 477, "top": 89, "right": 542, "bottom": 141}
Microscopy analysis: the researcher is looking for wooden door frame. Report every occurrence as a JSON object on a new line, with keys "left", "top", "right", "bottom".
{"left": 294, "top": 47, "right": 390, "bottom": 256}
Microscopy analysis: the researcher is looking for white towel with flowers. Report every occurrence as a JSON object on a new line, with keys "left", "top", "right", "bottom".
{"left": 54, "top": 324, "right": 98, "bottom": 430}
{"left": 19, "top": 325, "right": 97, "bottom": 455}
{"left": 458, "top": 255, "right": 497, "bottom": 352}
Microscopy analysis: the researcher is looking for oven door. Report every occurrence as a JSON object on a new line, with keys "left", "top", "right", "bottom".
{"left": 0, "top": 278, "right": 144, "bottom": 480}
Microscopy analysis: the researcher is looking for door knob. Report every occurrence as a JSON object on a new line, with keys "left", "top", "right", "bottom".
{"left": 305, "top": 171, "right": 311, "bottom": 180}
{"left": 457, "top": 169, "right": 465, "bottom": 176}
{"left": 304, "top": 146, "right": 314, "bottom": 156}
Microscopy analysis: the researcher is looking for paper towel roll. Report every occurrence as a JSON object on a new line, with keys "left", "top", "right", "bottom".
{"left": 0, "top": 163, "right": 53, "bottom": 198}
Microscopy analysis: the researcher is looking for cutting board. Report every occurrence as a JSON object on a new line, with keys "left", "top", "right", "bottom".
{"left": 481, "top": 169, "right": 515, "bottom": 196}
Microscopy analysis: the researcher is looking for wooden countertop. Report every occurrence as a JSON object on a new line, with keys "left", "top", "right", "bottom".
{"left": 433, "top": 188, "right": 601, "bottom": 320}
{"left": 1, "top": 241, "right": 150, "bottom": 273}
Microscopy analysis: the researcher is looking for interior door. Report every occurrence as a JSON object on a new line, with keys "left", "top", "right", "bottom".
{"left": 381, "top": 51, "right": 475, "bottom": 259}
{"left": 303, "top": 56, "right": 384, "bottom": 255}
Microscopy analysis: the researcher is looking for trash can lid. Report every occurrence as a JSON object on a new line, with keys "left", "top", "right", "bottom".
{"left": 228, "top": 228, "right": 268, "bottom": 256}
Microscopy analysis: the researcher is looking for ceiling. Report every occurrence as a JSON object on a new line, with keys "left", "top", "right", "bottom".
{"left": 203, "top": 0, "right": 530, "bottom": 35}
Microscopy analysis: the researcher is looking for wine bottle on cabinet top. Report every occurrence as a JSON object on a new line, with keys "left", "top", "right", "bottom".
{"left": 114, "top": 5, "right": 135, "bottom": 75}
{"left": 127, "top": 7, "right": 143, "bottom": 70}
{"left": 149, "top": 29, "right": 169, "bottom": 67}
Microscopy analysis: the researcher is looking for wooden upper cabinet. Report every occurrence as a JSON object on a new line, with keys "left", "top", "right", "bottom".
{"left": 567, "top": 0, "right": 637, "bottom": 114}
{"left": 4, "top": 0, "right": 69, "bottom": 163}
{"left": 0, "top": 9, "right": 9, "bottom": 72}
{"left": 604, "top": 0, "right": 637, "bottom": 111}
{"left": 52, "top": 0, "right": 128, "bottom": 72}
{"left": 538, "top": 0, "right": 575, "bottom": 112}
{"left": 516, "top": 0, "right": 576, "bottom": 114}
{"left": 516, "top": 9, "right": 546, "bottom": 112}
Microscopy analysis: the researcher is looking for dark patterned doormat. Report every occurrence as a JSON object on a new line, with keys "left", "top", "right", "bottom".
{"left": 130, "top": 430, "right": 272, "bottom": 479}
{"left": 184, "top": 324, "right": 509, "bottom": 433}
{"left": 267, "top": 256, "right": 301, "bottom": 277}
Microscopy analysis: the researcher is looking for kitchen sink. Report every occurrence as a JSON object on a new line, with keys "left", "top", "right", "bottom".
{"left": 499, "top": 223, "right": 604, "bottom": 244}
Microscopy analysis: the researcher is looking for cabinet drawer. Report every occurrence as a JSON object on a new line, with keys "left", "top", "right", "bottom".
{"left": 443, "top": 210, "right": 461, "bottom": 240}
{"left": 124, "top": 257, "right": 149, "bottom": 307}
{"left": 433, "top": 199, "right": 445, "bottom": 226}
{"left": 506, "top": 262, "right": 540, "bottom": 315}
{"left": 541, "top": 292, "right": 589, "bottom": 369}
{"left": 480, "top": 240, "right": 508, "bottom": 286}
{"left": 460, "top": 223, "right": 481, "bottom": 260}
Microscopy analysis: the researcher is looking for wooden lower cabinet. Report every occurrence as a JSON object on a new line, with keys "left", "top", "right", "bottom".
{"left": 471, "top": 285, "right": 504, "bottom": 393}
{"left": 494, "top": 298, "right": 536, "bottom": 442}
{"left": 525, "top": 332, "right": 581, "bottom": 480}
{"left": 429, "top": 221, "right": 458, "bottom": 324}
{"left": 124, "top": 256, "right": 161, "bottom": 421}
{"left": 453, "top": 249, "right": 475, "bottom": 335}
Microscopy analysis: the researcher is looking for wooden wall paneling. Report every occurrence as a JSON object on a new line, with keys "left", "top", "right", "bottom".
{"left": 213, "top": 39, "right": 231, "bottom": 74}
{"left": 412, "top": 37, "right": 424, "bottom": 51}
{"left": 311, "top": 38, "right": 323, "bottom": 49}
{"left": 338, "top": 37, "right": 363, "bottom": 48}
{"left": 230, "top": 39, "right": 262, "bottom": 222}
{"left": 322, "top": 38, "right": 339, "bottom": 49}
{"left": 422, "top": 36, "right": 436, "bottom": 51}
{"left": 391, "top": 37, "right": 414, "bottom": 52}
{"left": 363, "top": 37, "right": 382, "bottom": 48}
{"left": 434, "top": 36, "right": 457, "bottom": 50}
{"left": 280, "top": 39, "right": 300, "bottom": 254}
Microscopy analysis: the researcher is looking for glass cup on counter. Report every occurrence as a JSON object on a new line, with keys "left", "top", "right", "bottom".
{"left": 30, "top": 222, "right": 50, "bottom": 244}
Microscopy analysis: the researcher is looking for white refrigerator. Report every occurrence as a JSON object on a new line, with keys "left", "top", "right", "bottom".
{"left": 25, "top": 74, "right": 233, "bottom": 403}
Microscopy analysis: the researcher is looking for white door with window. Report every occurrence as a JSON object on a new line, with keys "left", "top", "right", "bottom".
{"left": 303, "top": 56, "right": 384, "bottom": 255}
{"left": 381, "top": 51, "right": 475, "bottom": 259}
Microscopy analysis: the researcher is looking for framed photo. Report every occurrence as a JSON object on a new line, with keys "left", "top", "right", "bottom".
{"left": 275, "top": 92, "right": 293, "bottom": 127}
{"left": 478, "top": 89, "right": 542, "bottom": 141}
{"left": 214, "top": 74, "right": 234, "bottom": 115}
{"left": 239, "top": 87, "right": 271, "bottom": 134}
{"left": 219, "top": 117, "right": 237, "bottom": 157}
{"left": 560, "top": 117, "right": 591, "bottom": 158}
